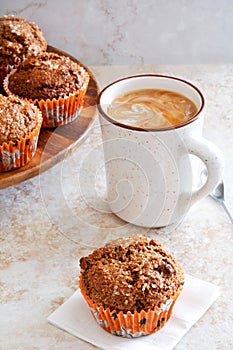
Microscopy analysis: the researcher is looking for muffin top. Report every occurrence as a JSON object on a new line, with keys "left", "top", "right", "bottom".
{"left": 0, "top": 94, "right": 40, "bottom": 144}
{"left": 0, "top": 15, "right": 47, "bottom": 66}
{"left": 80, "top": 235, "right": 184, "bottom": 312}
{"left": 6, "top": 52, "right": 88, "bottom": 100}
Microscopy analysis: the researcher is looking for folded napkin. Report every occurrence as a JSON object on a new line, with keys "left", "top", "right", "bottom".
{"left": 48, "top": 274, "right": 219, "bottom": 350}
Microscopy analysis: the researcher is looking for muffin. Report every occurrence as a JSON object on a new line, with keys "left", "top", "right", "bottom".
{"left": 79, "top": 235, "right": 184, "bottom": 338}
{"left": 4, "top": 52, "right": 90, "bottom": 127}
{"left": 0, "top": 15, "right": 47, "bottom": 87}
{"left": 0, "top": 94, "right": 42, "bottom": 171}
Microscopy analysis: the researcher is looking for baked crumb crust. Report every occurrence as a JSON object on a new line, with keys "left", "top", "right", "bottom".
{"left": 0, "top": 94, "right": 40, "bottom": 144}
{"left": 7, "top": 52, "right": 88, "bottom": 100}
{"left": 80, "top": 235, "right": 184, "bottom": 312}
{"left": 0, "top": 15, "right": 47, "bottom": 66}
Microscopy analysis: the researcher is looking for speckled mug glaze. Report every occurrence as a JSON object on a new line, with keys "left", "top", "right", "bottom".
{"left": 97, "top": 75, "right": 224, "bottom": 228}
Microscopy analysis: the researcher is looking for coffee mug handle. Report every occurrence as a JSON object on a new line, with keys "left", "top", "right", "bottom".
{"left": 186, "top": 137, "right": 224, "bottom": 207}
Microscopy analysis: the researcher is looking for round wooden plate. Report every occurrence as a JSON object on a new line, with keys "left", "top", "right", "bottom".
{"left": 0, "top": 46, "right": 99, "bottom": 189}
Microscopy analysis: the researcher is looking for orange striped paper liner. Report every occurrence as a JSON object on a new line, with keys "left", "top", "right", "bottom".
{"left": 79, "top": 275, "right": 183, "bottom": 338}
{"left": 4, "top": 71, "right": 90, "bottom": 128}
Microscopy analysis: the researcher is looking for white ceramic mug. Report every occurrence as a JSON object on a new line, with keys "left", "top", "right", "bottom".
{"left": 97, "top": 75, "right": 224, "bottom": 228}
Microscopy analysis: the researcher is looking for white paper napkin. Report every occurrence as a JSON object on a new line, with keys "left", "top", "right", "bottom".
{"left": 48, "top": 274, "right": 219, "bottom": 350}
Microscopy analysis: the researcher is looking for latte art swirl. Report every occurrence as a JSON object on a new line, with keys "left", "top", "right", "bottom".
{"left": 107, "top": 89, "right": 198, "bottom": 129}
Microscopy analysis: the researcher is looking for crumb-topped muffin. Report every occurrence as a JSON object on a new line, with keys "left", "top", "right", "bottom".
{"left": 4, "top": 52, "right": 90, "bottom": 127}
{"left": 0, "top": 94, "right": 42, "bottom": 171}
{"left": 79, "top": 235, "right": 184, "bottom": 337}
{"left": 0, "top": 15, "right": 47, "bottom": 88}
{"left": 6, "top": 52, "right": 87, "bottom": 100}
{"left": 0, "top": 95, "right": 39, "bottom": 144}
{"left": 0, "top": 15, "right": 47, "bottom": 67}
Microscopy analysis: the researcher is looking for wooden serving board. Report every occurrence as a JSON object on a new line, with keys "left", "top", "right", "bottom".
{"left": 0, "top": 46, "right": 99, "bottom": 189}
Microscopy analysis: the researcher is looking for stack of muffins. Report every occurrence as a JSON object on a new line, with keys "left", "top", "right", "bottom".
{"left": 0, "top": 15, "right": 90, "bottom": 172}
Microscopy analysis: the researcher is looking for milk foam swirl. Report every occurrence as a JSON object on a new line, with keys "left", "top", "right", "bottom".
{"left": 107, "top": 89, "right": 197, "bottom": 129}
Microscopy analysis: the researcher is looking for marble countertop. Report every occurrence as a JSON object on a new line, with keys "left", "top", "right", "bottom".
{"left": 1, "top": 63, "right": 233, "bottom": 350}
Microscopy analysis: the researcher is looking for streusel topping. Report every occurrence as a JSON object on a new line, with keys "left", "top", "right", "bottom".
{"left": 0, "top": 15, "right": 47, "bottom": 66}
{"left": 80, "top": 235, "right": 184, "bottom": 312}
{"left": 7, "top": 52, "right": 88, "bottom": 100}
{"left": 0, "top": 94, "right": 40, "bottom": 144}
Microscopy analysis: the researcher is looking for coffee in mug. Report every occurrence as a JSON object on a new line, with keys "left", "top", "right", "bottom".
{"left": 97, "top": 75, "right": 224, "bottom": 228}
{"left": 107, "top": 88, "right": 198, "bottom": 129}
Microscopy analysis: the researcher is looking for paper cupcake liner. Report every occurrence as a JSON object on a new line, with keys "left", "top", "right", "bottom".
{"left": 0, "top": 64, "right": 14, "bottom": 89}
{"left": 4, "top": 71, "right": 90, "bottom": 128}
{"left": 0, "top": 115, "right": 43, "bottom": 172}
{"left": 79, "top": 275, "right": 182, "bottom": 338}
